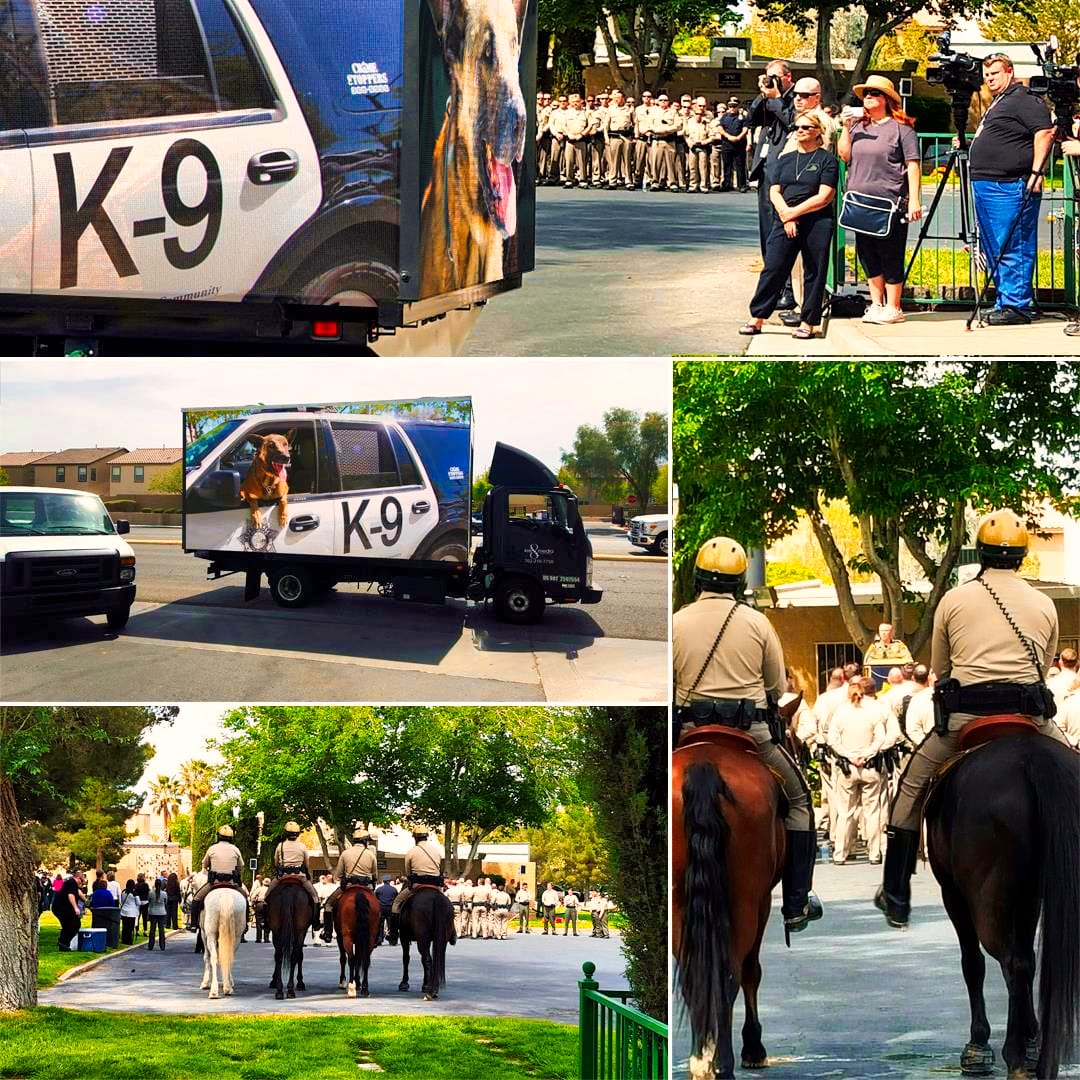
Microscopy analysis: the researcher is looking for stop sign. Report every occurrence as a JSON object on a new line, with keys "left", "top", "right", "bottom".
{"left": 628, "top": 495, "right": 637, "bottom": 504}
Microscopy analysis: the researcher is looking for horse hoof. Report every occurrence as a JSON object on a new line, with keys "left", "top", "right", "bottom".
{"left": 961, "top": 1042, "right": 994, "bottom": 1076}
{"left": 208, "top": 990, "right": 219, "bottom": 1000}
{"left": 741, "top": 1055, "right": 768, "bottom": 1069}
{"left": 286, "top": 989, "right": 296, "bottom": 999}
{"left": 347, "top": 985, "right": 356, "bottom": 999}
{"left": 199, "top": 981, "right": 209, "bottom": 990}
{"left": 398, "top": 982, "right": 409, "bottom": 992}
{"left": 296, "top": 981, "right": 305, "bottom": 991}
{"left": 275, "top": 990, "right": 284, "bottom": 1000}
{"left": 423, "top": 992, "right": 433, "bottom": 1001}
{"left": 1024, "top": 1038, "right": 1039, "bottom": 1071}
{"left": 339, "top": 979, "right": 346, "bottom": 989}
{"left": 361, "top": 989, "right": 369, "bottom": 998}
{"left": 1007, "top": 1070, "right": 1029, "bottom": 1080}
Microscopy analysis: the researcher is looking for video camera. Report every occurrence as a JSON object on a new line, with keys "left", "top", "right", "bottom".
{"left": 926, "top": 31, "right": 984, "bottom": 97}
{"left": 1029, "top": 37, "right": 1080, "bottom": 118}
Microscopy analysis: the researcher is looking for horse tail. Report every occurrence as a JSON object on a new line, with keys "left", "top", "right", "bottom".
{"left": 678, "top": 760, "right": 736, "bottom": 1059}
{"left": 278, "top": 887, "right": 296, "bottom": 988}
{"left": 1028, "top": 739, "right": 1080, "bottom": 1075}
{"left": 216, "top": 894, "right": 239, "bottom": 986}
{"left": 434, "top": 893, "right": 450, "bottom": 987}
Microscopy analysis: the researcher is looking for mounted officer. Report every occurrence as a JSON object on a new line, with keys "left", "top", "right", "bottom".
{"left": 389, "top": 829, "right": 444, "bottom": 939}
{"left": 188, "top": 824, "right": 248, "bottom": 937}
{"left": 319, "top": 827, "right": 379, "bottom": 942}
{"left": 673, "top": 537, "right": 823, "bottom": 936}
{"left": 876, "top": 510, "right": 1073, "bottom": 927}
{"left": 263, "top": 821, "right": 322, "bottom": 930}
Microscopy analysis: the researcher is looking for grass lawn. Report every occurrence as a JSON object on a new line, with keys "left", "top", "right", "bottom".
{"left": 35, "top": 913, "right": 160, "bottom": 989}
{"left": 0, "top": 1008, "right": 578, "bottom": 1080}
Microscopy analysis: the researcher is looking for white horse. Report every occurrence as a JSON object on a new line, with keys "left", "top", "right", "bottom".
{"left": 199, "top": 887, "right": 247, "bottom": 999}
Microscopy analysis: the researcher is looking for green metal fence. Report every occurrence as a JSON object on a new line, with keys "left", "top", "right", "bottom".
{"left": 578, "top": 962, "right": 668, "bottom": 1080}
{"left": 830, "top": 132, "right": 1078, "bottom": 308}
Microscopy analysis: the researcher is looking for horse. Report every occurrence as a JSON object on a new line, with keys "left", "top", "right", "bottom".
{"left": 398, "top": 886, "right": 456, "bottom": 1001}
{"left": 673, "top": 725, "right": 786, "bottom": 1080}
{"left": 198, "top": 885, "right": 247, "bottom": 999}
{"left": 335, "top": 886, "right": 381, "bottom": 998}
{"left": 926, "top": 722, "right": 1080, "bottom": 1079}
{"left": 264, "top": 877, "right": 314, "bottom": 1000}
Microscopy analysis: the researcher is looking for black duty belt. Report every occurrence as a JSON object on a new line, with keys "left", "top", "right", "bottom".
{"left": 278, "top": 865, "right": 304, "bottom": 875}
{"left": 344, "top": 876, "right": 372, "bottom": 886}
{"left": 676, "top": 698, "right": 764, "bottom": 730}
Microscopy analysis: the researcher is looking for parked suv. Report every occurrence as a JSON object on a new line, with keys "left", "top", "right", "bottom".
{"left": 0, "top": 488, "right": 136, "bottom": 633}
{"left": 628, "top": 513, "right": 669, "bottom": 556}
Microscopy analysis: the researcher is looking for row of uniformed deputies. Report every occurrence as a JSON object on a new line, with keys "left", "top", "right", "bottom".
{"left": 537, "top": 90, "right": 752, "bottom": 192}
{"left": 445, "top": 878, "right": 514, "bottom": 940}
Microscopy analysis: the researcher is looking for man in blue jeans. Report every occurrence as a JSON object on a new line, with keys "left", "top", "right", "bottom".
{"left": 969, "top": 54, "right": 1054, "bottom": 325}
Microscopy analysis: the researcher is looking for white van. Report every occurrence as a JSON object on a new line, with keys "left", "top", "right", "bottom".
{"left": 0, "top": 487, "right": 136, "bottom": 632}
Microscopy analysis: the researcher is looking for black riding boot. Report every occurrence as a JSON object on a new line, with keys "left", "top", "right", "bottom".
{"left": 874, "top": 826, "right": 920, "bottom": 928}
{"left": 781, "top": 830, "right": 824, "bottom": 942}
{"left": 189, "top": 899, "right": 202, "bottom": 933}
{"left": 320, "top": 908, "right": 334, "bottom": 943}
{"left": 388, "top": 912, "right": 399, "bottom": 947}
{"left": 311, "top": 902, "right": 322, "bottom": 932}
{"left": 776, "top": 280, "right": 797, "bottom": 311}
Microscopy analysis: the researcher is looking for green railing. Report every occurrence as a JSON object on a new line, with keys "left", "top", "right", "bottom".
{"left": 578, "top": 962, "right": 668, "bottom": 1080}
{"left": 830, "top": 132, "right": 1078, "bottom": 308}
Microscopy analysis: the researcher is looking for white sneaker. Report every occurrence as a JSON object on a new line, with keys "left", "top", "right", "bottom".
{"left": 862, "top": 303, "right": 885, "bottom": 323}
{"left": 876, "top": 306, "right": 906, "bottom": 324}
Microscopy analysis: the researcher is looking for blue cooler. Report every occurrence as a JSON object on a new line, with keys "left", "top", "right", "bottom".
{"left": 78, "top": 928, "right": 107, "bottom": 953}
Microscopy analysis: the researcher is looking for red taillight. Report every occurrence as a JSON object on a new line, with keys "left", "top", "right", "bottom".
{"left": 312, "top": 320, "right": 341, "bottom": 339}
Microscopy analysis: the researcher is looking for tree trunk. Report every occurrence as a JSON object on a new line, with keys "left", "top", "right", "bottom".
{"left": 312, "top": 821, "right": 331, "bottom": 863}
{"left": 0, "top": 776, "right": 38, "bottom": 1010}
{"left": 817, "top": 11, "right": 840, "bottom": 103}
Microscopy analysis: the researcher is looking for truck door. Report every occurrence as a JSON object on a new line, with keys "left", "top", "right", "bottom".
{"left": 185, "top": 419, "right": 333, "bottom": 556}
{"left": 326, "top": 420, "right": 439, "bottom": 561}
{"left": 496, "top": 490, "right": 584, "bottom": 594}
{"left": 26, "top": 0, "right": 320, "bottom": 301}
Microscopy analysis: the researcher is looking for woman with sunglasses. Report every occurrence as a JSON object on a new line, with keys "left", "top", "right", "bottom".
{"left": 739, "top": 111, "right": 838, "bottom": 339}
{"left": 838, "top": 76, "right": 922, "bottom": 325}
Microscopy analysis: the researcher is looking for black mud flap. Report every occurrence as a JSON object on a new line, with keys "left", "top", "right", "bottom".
{"left": 581, "top": 588, "right": 603, "bottom": 604}
{"left": 244, "top": 569, "right": 262, "bottom": 602}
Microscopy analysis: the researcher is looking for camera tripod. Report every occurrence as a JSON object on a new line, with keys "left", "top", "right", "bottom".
{"left": 903, "top": 91, "right": 985, "bottom": 323}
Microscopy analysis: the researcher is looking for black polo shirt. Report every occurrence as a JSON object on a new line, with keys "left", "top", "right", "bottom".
{"left": 969, "top": 84, "right": 1052, "bottom": 181}
{"left": 719, "top": 111, "right": 747, "bottom": 137}
{"left": 773, "top": 149, "right": 839, "bottom": 214}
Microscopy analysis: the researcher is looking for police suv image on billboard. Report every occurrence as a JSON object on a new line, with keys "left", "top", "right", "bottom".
{"left": 0, "top": 0, "right": 536, "bottom": 343}
{"left": 183, "top": 398, "right": 472, "bottom": 563}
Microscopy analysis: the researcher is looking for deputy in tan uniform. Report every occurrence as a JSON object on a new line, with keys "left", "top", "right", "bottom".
{"left": 876, "top": 510, "right": 1073, "bottom": 927}
{"left": 319, "top": 827, "right": 379, "bottom": 941}
{"left": 472, "top": 876, "right": 492, "bottom": 939}
{"left": 649, "top": 95, "right": 679, "bottom": 190}
{"left": 491, "top": 883, "right": 512, "bottom": 939}
{"left": 458, "top": 877, "right": 475, "bottom": 937}
{"left": 604, "top": 90, "right": 635, "bottom": 188}
{"left": 862, "top": 623, "right": 914, "bottom": 667}
{"left": 632, "top": 91, "right": 655, "bottom": 188}
{"left": 189, "top": 824, "right": 248, "bottom": 935}
{"left": 561, "top": 887, "right": 580, "bottom": 936}
{"left": 536, "top": 92, "right": 554, "bottom": 183}
{"left": 546, "top": 95, "right": 569, "bottom": 183}
{"left": 674, "top": 537, "right": 823, "bottom": 936}
{"left": 561, "top": 94, "right": 590, "bottom": 187}
{"left": 811, "top": 667, "right": 848, "bottom": 841}
{"left": 445, "top": 878, "right": 465, "bottom": 938}
{"left": 263, "top": 821, "right": 321, "bottom": 928}
{"left": 249, "top": 874, "right": 269, "bottom": 942}
{"left": 514, "top": 883, "right": 532, "bottom": 932}
{"left": 587, "top": 94, "right": 607, "bottom": 186}
{"left": 390, "top": 830, "right": 444, "bottom": 924}
{"left": 684, "top": 99, "right": 712, "bottom": 192}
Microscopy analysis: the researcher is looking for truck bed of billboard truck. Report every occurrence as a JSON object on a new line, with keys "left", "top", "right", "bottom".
{"left": 182, "top": 399, "right": 600, "bottom": 623}
{"left": 0, "top": 0, "right": 536, "bottom": 349}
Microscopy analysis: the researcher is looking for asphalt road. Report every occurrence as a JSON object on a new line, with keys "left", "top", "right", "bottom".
{"left": 673, "top": 857, "right": 1080, "bottom": 1079}
{"left": 1, "top": 543, "right": 667, "bottom": 703}
{"left": 40, "top": 926, "right": 627, "bottom": 1020}
{"left": 464, "top": 186, "right": 761, "bottom": 356}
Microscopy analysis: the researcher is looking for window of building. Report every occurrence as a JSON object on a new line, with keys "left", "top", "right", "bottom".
{"left": 814, "top": 642, "right": 864, "bottom": 693}
{"left": 90, "top": 467, "right": 96, "bottom": 481}
{"left": 78, "top": 465, "right": 87, "bottom": 483}
{"left": 111, "top": 465, "right": 121, "bottom": 482}
{"left": 55, "top": 466, "right": 65, "bottom": 482}
{"left": 134, "top": 466, "right": 145, "bottom": 483}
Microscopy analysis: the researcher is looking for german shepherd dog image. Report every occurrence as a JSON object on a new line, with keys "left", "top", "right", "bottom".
{"left": 420, "top": 0, "right": 528, "bottom": 295}
{"left": 239, "top": 432, "right": 294, "bottom": 529}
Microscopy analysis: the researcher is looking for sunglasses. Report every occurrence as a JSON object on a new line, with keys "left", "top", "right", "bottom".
{"left": 794, "top": 91, "right": 819, "bottom": 98}
{"left": 862, "top": 89, "right": 885, "bottom": 98}
{"left": 793, "top": 123, "right": 818, "bottom": 130}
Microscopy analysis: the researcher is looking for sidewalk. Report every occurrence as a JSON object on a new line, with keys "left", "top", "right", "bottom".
{"left": 746, "top": 308, "right": 1078, "bottom": 356}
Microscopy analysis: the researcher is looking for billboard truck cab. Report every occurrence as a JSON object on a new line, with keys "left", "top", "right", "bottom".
{"left": 0, "top": 0, "right": 536, "bottom": 353}
{"left": 183, "top": 398, "right": 601, "bottom": 623}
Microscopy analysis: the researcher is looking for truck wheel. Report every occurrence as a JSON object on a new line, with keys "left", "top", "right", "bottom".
{"left": 269, "top": 566, "right": 315, "bottom": 608}
{"left": 296, "top": 257, "right": 398, "bottom": 309}
{"left": 496, "top": 577, "right": 544, "bottom": 624}
{"left": 106, "top": 607, "right": 130, "bottom": 632}
{"left": 654, "top": 533, "right": 669, "bottom": 556}
{"left": 427, "top": 540, "right": 469, "bottom": 563}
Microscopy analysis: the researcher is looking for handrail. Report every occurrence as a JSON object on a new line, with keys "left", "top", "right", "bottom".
{"left": 579, "top": 962, "right": 669, "bottom": 1080}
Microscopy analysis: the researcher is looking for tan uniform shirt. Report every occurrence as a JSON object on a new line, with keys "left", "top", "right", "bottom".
{"left": 514, "top": 888, "right": 530, "bottom": 907}
{"left": 563, "top": 108, "right": 589, "bottom": 139}
{"left": 904, "top": 687, "right": 936, "bottom": 743}
{"left": 274, "top": 838, "right": 309, "bottom": 871}
{"left": 548, "top": 106, "right": 569, "bottom": 138}
{"left": 334, "top": 843, "right": 378, "bottom": 881}
{"left": 932, "top": 569, "right": 1058, "bottom": 686}
{"left": 537, "top": 104, "right": 552, "bottom": 134}
{"left": 604, "top": 103, "right": 634, "bottom": 134}
{"left": 445, "top": 882, "right": 462, "bottom": 904}
{"left": 472, "top": 881, "right": 491, "bottom": 906}
{"left": 203, "top": 841, "right": 243, "bottom": 876}
{"left": 651, "top": 107, "right": 680, "bottom": 137}
{"left": 249, "top": 880, "right": 268, "bottom": 903}
{"left": 673, "top": 593, "right": 784, "bottom": 708}
{"left": 812, "top": 684, "right": 849, "bottom": 740}
{"left": 1057, "top": 683, "right": 1080, "bottom": 746}
{"left": 540, "top": 888, "right": 559, "bottom": 907}
{"left": 586, "top": 107, "right": 605, "bottom": 136}
{"left": 828, "top": 700, "right": 887, "bottom": 761}
{"left": 684, "top": 115, "right": 710, "bottom": 147}
{"left": 403, "top": 840, "right": 442, "bottom": 878}
{"left": 634, "top": 104, "right": 655, "bottom": 137}
{"left": 863, "top": 639, "right": 914, "bottom": 665}
{"left": 492, "top": 888, "right": 511, "bottom": 908}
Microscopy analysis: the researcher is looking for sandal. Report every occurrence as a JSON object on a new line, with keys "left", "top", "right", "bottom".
{"left": 791, "top": 327, "right": 816, "bottom": 340}
{"left": 738, "top": 322, "right": 763, "bottom": 335}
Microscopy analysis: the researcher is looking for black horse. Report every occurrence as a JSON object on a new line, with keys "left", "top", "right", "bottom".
{"left": 398, "top": 886, "right": 456, "bottom": 1001}
{"left": 927, "top": 731, "right": 1079, "bottom": 1078}
{"left": 264, "top": 878, "right": 314, "bottom": 1001}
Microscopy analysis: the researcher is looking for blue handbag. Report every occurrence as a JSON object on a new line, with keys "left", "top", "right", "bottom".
{"left": 839, "top": 190, "right": 899, "bottom": 237}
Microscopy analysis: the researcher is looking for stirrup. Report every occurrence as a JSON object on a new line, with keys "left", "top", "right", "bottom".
{"left": 782, "top": 892, "right": 823, "bottom": 946}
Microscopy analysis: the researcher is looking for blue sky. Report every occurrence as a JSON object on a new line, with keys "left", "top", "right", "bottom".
{"left": 1, "top": 357, "right": 669, "bottom": 474}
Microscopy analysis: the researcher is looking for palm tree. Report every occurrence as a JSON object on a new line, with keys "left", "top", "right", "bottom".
{"left": 147, "top": 775, "right": 181, "bottom": 840}
{"left": 178, "top": 760, "right": 214, "bottom": 836}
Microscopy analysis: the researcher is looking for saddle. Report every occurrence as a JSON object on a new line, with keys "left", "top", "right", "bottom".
{"left": 677, "top": 723, "right": 758, "bottom": 753}
{"left": 413, "top": 883, "right": 444, "bottom": 895}
{"left": 209, "top": 880, "right": 243, "bottom": 893}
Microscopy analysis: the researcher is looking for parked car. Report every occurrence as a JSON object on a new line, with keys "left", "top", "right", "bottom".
{"left": 627, "top": 513, "right": 669, "bottom": 556}
{"left": 0, "top": 487, "right": 136, "bottom": 633}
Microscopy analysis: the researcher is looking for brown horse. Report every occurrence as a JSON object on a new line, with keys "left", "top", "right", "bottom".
{"left": 335, "top": 886, "right": 381, "bottom": 999}
{"left": 673, "top": 725, "right": 786, "bottom": 1080}
{"left": 265, "top": 877, "right": 313, "bottom": 1001}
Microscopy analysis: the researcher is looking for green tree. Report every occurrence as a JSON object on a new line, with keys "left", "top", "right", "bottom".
{"left": 178, "top": 760, "right": 214, "bottom": 842}
{"left": 980, "top": 0, "right": 1079, "bottom": 64}
{"left": 576, "top": 707, "right": 667, "bottom": 1021}
{"left": 0, "top": 467, "right": 9, "bottom": 486}
{"left": 56, "top": 777, "right": 140, "bottom": 870}
{"left": 191, "top": 799, "right": 226, "bottom": 868}
{"left": 515, "top": 803, "right": 610, "bottom": 892}
{"left": 147, "top": 462, "right": 181, "bottom": 495}
{"left": 563, "top": 408, "right": 667, "bottom": 511}
{"left": 169, "top": 814, "right": 192, "bottom": 849}
{"left": 147, "top": 775, "right": 181, "bottom": 840}
{"left": 471, "top": 470, "right": 490, "bottom": 511}
{"left": 0, "top": 706, "right": 174, "bottom": 1010}
{"left": 673, "top": 361, "right": 1080, "bottom": 655}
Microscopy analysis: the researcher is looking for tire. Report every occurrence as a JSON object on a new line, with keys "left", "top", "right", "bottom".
{"left": 295, "top": 259, "right": 399, "bottom": 308}
{"left": 427, "top": 540, "right": 469, "bottom": 563}
{"left": 268, "top": 566, "right": 316, "bottom": 609}
{"left": 653, "top": 533, "right": 669, "bottom": 556}
{"left": 106, "top": 607, "right": 130, "bottom": 631}
{"left": 495, "top": 576, "right": 544, "bottom": 624}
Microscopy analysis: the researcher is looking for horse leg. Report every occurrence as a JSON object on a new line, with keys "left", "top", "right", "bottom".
{"left": 399, "top": 937, "right": 410, "bottom": 992}
{"left": 347, "top": 943, "right": 358, "bottom": 999}
{"left": 419, "top": 934, "right": 435, "bottom": 1000}
{"left": 272, "top": 943, "right": 284, "bottom": 999}
{"left": 1000, "top": 944, "right": 1038, "bottom": 1078}
{"left": 294, "top": 939, "right": 306, "bottom": 993}
{"left": 200, "top": 939, "right": 212, "bottom": 990}
{"left": 941, "top": 881, "right": 993, "bottom": 1076}
{"left": 360, "top": 943, "right": 371, "bottom": 999}
{"left": 339, "top": 938, "right": 348, "bottom": 990}
{"left": 740, "top": 910, "right": 769, "bottom": 1068}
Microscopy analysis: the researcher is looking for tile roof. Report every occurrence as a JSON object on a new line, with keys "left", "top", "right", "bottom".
{"left": 34, "top": 448, "right": 127, "bottom": 465}
{"left": 0, "top": 451, "right": 57, "bottom": 466}
{"left": 109, "top": 449, "right": 182, "bottom": 465}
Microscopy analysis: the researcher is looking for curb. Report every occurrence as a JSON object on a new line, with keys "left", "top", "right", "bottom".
{"left": 56, "top": 929, "right": 187, "bottom": 982}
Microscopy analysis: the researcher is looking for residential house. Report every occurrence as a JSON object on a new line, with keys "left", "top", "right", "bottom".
{"left": 31, "top": 448, "right": 127, "bottom": 499}
{"left": 108, "top": 448, "right": 182, "bottom": 497}
{"left": 0, "top": 451, "right": 56, "bottom": 486}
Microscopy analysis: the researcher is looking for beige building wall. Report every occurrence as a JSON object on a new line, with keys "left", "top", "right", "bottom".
{"left": 109, "top": 461, "right": 179, "bottom": 497}
{"left": 32, "top": 455, "right": 123, "bottom": 499}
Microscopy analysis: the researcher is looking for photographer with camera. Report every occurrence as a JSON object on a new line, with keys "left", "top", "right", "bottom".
{"left": 969, "top": 53, "right": 1054, "bottom": 325}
